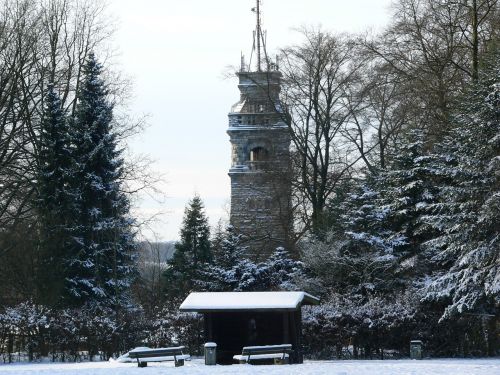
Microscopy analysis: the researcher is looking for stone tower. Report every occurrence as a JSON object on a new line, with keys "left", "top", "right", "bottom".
{"left": 227, "top": 2, "right": 291, "bottom": 260}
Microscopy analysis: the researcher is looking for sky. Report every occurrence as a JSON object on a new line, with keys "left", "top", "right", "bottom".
{"left": 107, "top": 0, "right": 393, "bottom": 241}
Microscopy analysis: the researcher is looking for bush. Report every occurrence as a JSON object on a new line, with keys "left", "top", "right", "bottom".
{"left": 0, "top": 302, "right": 145, "bottom": 363}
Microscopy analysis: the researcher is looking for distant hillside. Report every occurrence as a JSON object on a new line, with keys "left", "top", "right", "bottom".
{"left": 137, "top": 241, "right": 176, "bottom": 261}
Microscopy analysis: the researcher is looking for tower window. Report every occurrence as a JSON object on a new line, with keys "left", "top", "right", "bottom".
{"left": 250, "top": 147, "right": 269, "bottom": 161}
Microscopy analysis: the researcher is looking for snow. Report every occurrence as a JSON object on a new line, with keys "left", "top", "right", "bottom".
{"left": 0, "top": 358, "right": 498, "bottom": 375}
{"left": 117, "top": 354, "right": 190, "bottom": 363}
{"left": 128, "top": 346, "right": 185, "bottom": 353}
{"left": 233, "top": 353, "right": 290, "bottom": 361}
{"left": 243, "top": 344, "right": 292, "bottom": 350}
{"left": 119, "top": 346, "right": 191, "bottom": 364}
{"left": 179, "top": 292, "right": 319, "bottom": 311}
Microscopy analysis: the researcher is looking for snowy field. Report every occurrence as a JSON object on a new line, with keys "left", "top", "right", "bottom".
{"left": 0, "top": 358, "right": 499, "bottom": 375}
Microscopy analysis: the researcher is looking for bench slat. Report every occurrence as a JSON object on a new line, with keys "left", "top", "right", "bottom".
{"left": 242, "top": 348, "right": 292, "bottom": 355}
{"left": 130, "top": 354, "right": 191, "bottom": 362}
{"left": 129, "top": 347, "right": 185, "bottom": 358}
{"left": 242, "top": 344, "right": 292, "bottom": 356}
{"left": 234, "top": 353, "right": 289, "bottom": 361}
{"left": 243, "top": 344, "right": 292, "bottom": 350}
{"left": 126, "top": 346, "right": 189, "bottom": 368}
{"left": 236, "top": 344, "right": 292, "bottom": 364}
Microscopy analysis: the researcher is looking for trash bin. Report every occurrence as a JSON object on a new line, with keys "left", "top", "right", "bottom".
{"left": 410, "top": 340, "right": 423, "bottom": 359}
{"left": 204, "top": 342, "right": 217, "bottom": 365}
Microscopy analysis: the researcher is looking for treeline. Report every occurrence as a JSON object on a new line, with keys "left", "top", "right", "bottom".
{"left": 0, "top": 0, "right": 498, "bottom": 363}
{"left": 0, "top": 0, "right": 145, "bottom": 306}
{"left": 279, "top": 0, "right": 499, "bottom": 358}
{"left": 154, "top": 0, "right": 500, "bottom": 359}
{"left": 0, "top": 0, "right": 148, "bottom": 362}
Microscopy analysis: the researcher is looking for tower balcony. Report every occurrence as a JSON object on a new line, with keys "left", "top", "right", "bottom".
{"left": 228, "top": 113, "right": 287, "bottom": 128}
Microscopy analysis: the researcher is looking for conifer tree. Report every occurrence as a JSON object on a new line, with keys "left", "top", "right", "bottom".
{"left": 211, "top": 224, "right": 246, "bottom": 270}
{"left": 198, "top": 225, "right": 248, "bottom": 291}
{"left": 341, "top": 129, "right": 441, "bottom": 292}
{"left": 424, "top": 49, "right": 500, "bottom": 321}
{"left": 67, "top": 53, "right": 136, "bottom": 308}
{"left": 200, "top": 225, "right": 305, "bottom": 292}
{"left": 163, "top": 195, "right": 211, "bottom": 299}
{"left": 36, "top": 84, "right": 75, "bottom": 305}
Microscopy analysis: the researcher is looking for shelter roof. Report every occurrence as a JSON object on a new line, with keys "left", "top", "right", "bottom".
{"left": 179, "top": 291, "right": 319, "bottom": 312}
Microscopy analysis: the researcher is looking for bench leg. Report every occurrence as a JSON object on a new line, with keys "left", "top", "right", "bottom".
{"left": 175, "top": 359, "right": 184, "bottom": 367}
{"left": 138, "top": 361, "right": 147, "bottom": 368}
{"left": 274, "top": 357, "right": 289, "bottom": 365}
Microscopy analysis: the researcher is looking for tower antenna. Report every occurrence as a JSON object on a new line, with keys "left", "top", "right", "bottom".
{"left": 251, "top": 0, "right": 263, "bottom": 72}
{"left": 256, "top": 0, "right": 261, "bottom": 71}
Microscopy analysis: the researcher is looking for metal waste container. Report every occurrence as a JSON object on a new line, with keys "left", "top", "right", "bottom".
{"left": 204, "top": 342, "right": 217, "bottom": 365}
{"left": 410, "top": 340, "right": 423, "bottom": 359}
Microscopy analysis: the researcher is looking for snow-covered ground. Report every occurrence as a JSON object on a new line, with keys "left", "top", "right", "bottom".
{"left": 0, "top": 358, "right": 499, "bottom": 375}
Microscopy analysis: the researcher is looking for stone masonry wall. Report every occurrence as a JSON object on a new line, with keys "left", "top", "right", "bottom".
{"left": 227, "top": 70, "right": 292, "bottom": 260}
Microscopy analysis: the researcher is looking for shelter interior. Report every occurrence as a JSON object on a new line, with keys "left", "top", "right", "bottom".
{"left": 204, "top": 310, "right": 302, "bottom": 364}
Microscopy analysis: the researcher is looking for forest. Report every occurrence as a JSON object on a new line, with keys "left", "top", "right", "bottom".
{"left": 0, "top": 0, "right": 498, "bottom": 362}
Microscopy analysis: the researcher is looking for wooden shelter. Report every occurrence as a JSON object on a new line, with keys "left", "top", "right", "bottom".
{"left": 179, "top": 291, "right": 319, "bottom": 364}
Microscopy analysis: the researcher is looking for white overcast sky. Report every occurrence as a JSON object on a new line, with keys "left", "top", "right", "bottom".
{"left": 107, "top": 0, "right": 393, "bottom": 241}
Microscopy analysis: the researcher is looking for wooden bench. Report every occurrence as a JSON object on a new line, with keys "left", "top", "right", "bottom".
{"left": 233, "top": 344, "right": 292, "bottom": 365}
{"left": 128, "top": 346, "right": 190, "bottom": 367}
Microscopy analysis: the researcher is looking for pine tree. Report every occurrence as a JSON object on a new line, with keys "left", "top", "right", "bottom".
{"left": 423, "top": 49, "right": 500, "bottom": 320}
{"left": 198, "top": 225, "right": 249, "bottom": 291}
{"left": 201, "top": 227, "right": 305, "bottom": 292}
{"left": 339, "top": 129, "right": 443, "bottom": 294}
{"left": 381, "top": 130, "right": 443, "bottom": 271}
{"left": 263, "top": 246, "right": 305, "bottom": 291}
{"left": 67, "top": 53, "right": 136, "bottom": 308}
{"left": 36, "top": 84, "right": 75, "bottom": 305}
{"left": 211, "top": 224, "right": 246, "bottom": 270}
{"left": 163, "top": 195, "right": 211, "bottom": 299}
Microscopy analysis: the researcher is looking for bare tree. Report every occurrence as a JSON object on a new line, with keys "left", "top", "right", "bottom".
{"left": 280, "top": 29, "right": 366, "bottom": 235}
{"left": 0, "top": 0, "right": 161, "bottom": 304}
{"left": 341, "top": 61, "right": 411, "bottom": 171}
{"left": 363, "top": 0, "right": 499, "bottom": 139}
{"left": 450, "top": 0, "right": 499, "bottom": 80}
{"left": 132, "top": 239, "right": 174, "bottom": 310}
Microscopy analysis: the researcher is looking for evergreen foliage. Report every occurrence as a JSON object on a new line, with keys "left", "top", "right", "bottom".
{"left": 200, "top": 225, "right": 305, "bottom": 292}
{"left": 2, "top": 0, "right": 499, "bottom": 361}
{"left": 66, "top": 53, "right": 136, "bottom": 308}
{"left": 36, "top": 85, "right": 75, "bottom": 305}
{"left": 301, "top": 49, "right": 500, "bottom": 357}
{"left": 163, "top": 195, "right": 211, "bottom": 299}
{"left": 330, "top": 130, "right": 442, "bottom": 295}
{"left": 198, "top": 224, "right": 247, "bottom": 291}
{"left": 211, "top": 224, "right": 246, "bottom": 270}
{"left": 423, "top": 49, "right": 500, "bottom": 319}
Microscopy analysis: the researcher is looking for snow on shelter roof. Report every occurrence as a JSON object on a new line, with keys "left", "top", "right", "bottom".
{"left": 179, "top": 291, "right": 320, "bottom": 312}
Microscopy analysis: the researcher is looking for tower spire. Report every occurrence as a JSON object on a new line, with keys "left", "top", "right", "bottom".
{"left": 255, "top": 0, "right": 261, "bottom": 72}
{"left": 229, "top": 1, "right": 291, "bottom": 259}
{"left": 251, "top": 0, "right": 265, "bottom": 72}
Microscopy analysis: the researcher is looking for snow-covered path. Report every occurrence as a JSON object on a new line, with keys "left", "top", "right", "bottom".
{"left": 0, "top": 358, "right": 499, "bottom": 375}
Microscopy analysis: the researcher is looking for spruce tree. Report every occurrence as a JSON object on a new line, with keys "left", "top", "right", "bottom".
{"left": 341, "top": 129, "right": 441, "bottom": 293}
{"left": 199, "top": 225, "right": 248, "bottom": 291}
{"left": 201, "top": 225, "right": 305, "bottom": 292}
{"left": 163, "top": 195, "right": 211, "bottom": 299}
{"left": 67, "top": 53, "right": 136, "bottom": 308}
{"left": 36, "top": 84, "right": 75, "bottom": 305}
{"left": 424, "top": 49, "right": 500, "bottom": 320}
{"left": 211, "top": 224, "right": 246, "bottom": 270}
